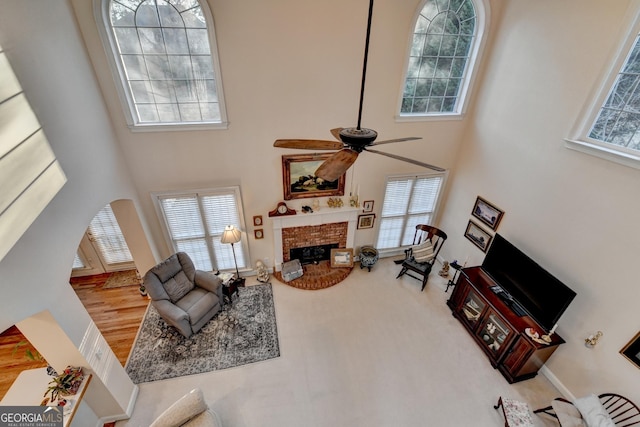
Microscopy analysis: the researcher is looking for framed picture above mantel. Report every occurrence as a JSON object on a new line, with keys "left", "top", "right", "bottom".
{"left": 282, "top": 154, "right": 345, "bottom": 200}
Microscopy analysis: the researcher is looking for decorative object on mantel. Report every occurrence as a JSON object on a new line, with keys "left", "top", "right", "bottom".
{"left": 268, "top": 201, "right": 296, "bottom": 217}
{"left": 44, "top": 366, "right": 84, "bottom": 402}
{"left": 281, "top": 153, "right": 346, "bottom": 200}
{"left": 349, "top": 194, "right": 359, "bottom": 207}
{"left": 301, "top": 205, "right": 313, "bottom": 213}
{"left": 312, "top": 199, "right": 320, "bottom": 211}
{"left": 327, "top": 197, "right": 343, "bottom": 208}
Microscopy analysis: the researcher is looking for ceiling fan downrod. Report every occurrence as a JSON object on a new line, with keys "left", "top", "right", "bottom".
{"left": 357, "top": 0, "right": 374, "bottom": 131}
{"left": 338, "top": 0, "right": 378, "bottom": 148}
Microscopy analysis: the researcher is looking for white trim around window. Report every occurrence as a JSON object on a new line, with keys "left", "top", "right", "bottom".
{"left": 566, "top": 5, "right": 640, "bottom": 169}
{"left": 374, "top": 171, "right": 448, "bottom": 257}
{"left": 93, "top": 0, "right": 229, "bottom": 131}
{"left": 396, "top": 0, "right": 490, "bottom": 121}
{"left": 151, "top": 186, "right": 249, "bottom": 273}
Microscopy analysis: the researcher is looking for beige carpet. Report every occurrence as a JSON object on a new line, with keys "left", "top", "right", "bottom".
{"left": 103, "top": 270, "right": 140, "bottom": 289}
{"left": 118, "top": 258, "right": 562, "bottom": 427}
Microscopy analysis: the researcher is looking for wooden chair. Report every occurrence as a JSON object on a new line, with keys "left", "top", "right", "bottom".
{"left": 534, "top": 393, "right": 640, "bottom": 426}
{"left": 396, "top": 224, "right": 447, "bottom": 291}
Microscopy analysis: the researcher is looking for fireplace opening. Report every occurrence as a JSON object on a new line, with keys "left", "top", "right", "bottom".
{"left": 290, "top": 243, "right": 338, "bottom": 265}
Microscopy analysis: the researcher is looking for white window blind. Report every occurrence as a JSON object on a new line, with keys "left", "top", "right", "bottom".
{"left": 156, "top": 187, "right": 246, "bottom": 272}
{"left": 72, "top": 253, "right": 85, "bottom": 269}
{"left": 88, "top": 204, "right": 134, "bottom": 264}
{"left": 376, "top": 174, "right": 444, "bottom": 250}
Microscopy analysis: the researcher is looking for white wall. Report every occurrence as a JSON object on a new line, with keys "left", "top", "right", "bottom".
{"left": 0, "top": 0, "right": 141, "bottom": 421}
{"left": 70, "top": 0, "right": 470, "bottom": 268}
{"left": 440, "top": 0, "right": 640, "bottom": 403}
{"left": 3, "top": 0, "right": 638, "bottom": 414}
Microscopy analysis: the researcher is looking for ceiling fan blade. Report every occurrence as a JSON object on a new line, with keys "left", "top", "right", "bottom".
{"left": 330, "top": 128, "right": 344, "bottom": 141}
{"left": 315, "top": 149, "right": 359, "bottom": 182}
{"left": 366, "top": 148, "right": 445, "bottom": 172}
{"left": 371, "top": 136, "right": 422, "bottom": 146}
{"left": 274, "top": 139, "right": 344, "bottom": 150}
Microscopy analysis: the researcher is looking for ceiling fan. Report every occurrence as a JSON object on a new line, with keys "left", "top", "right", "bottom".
{"left": 273, "top": 0, "right": 445, "bottom": 182}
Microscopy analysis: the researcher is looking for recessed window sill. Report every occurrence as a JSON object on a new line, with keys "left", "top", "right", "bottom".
{"left": 564, "top": 138, "right": 640, "bottom": 170}
{"left": 395, "top": 113, "right": 464, "bottom": 123}
{"left": 128, "top": 121, "right": 230, "bottom": 133}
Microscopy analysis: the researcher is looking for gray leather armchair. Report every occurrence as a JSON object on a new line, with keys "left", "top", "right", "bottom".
{"left": 144, "top": 252, "right": 224, "bottom": 338}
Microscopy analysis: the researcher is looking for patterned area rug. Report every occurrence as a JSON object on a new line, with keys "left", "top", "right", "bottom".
{"left": 125, "top": 283, "right": 280, "bottom": 384}
{"left": 103, "top": 270, "right": 140, "bottom": 289}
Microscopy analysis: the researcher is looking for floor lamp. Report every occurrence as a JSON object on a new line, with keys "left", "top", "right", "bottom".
{"left": 221, "top": 225, "right": 242, "bottom": 283}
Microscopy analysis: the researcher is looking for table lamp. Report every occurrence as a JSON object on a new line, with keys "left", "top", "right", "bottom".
{"left": 221, "top": 225, "right": 242, "bottom": 279}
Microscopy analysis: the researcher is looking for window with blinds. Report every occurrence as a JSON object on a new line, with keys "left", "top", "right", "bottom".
{"left": 154, "top": 187, "right": 246, "bottom": 272}
{"left": 375, "top": 173, "right": 445, "bottom": 250}
{"left": 72, "top": 252, "right": 85, "bottom": 269}
{"left": 88, "top": 204, "right": 134, "bottom": 265}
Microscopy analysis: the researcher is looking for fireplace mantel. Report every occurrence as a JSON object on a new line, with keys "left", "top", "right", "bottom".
{"left": 271, "top": 207, "right": 359, "bottom": 271}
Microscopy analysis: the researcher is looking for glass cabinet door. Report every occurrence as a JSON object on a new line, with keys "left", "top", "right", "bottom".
{"left": 477, "top": 309, "right": 513, "bottom": 358}
{"left": 461, "top": 289, "right": 486, "bottom": 327}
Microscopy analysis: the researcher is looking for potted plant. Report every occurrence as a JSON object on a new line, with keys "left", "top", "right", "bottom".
{"left": 13, "top": 340, "right": 43, "bottom": 362}
{"left": 13, "top": 340, "right": 57, "bottom": 376}
{"left": 44, "top": 366, "right": 84, "bottom": 402}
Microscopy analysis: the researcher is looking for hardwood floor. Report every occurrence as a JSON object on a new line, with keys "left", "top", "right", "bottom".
{"left": 0, "top": 271, "right": 149, "bottom": 401}
{"left": 0, "top": 326, "right": 48, "bottom": 399}
{"left": 69, "top": 271, "right": 150, "bottom": 365}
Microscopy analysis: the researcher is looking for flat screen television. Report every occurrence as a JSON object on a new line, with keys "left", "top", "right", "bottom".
{"left": 481, "top": 234, "right": 576, "bottom": 332}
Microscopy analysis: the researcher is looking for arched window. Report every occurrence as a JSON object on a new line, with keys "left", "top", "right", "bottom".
{"left": 566, "top": 11, "right": 640, "bottom": 169}
{"left": 98, "top": 0, "right": 227, "bottom": 128}
{"left": 399, "top": 0, "right": 487, "bottom": 117}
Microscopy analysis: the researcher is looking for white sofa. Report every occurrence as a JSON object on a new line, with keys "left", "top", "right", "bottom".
{"left": 150, "top": 389, "right": 222, "bottom": 427}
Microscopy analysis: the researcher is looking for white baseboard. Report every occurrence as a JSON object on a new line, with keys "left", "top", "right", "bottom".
{"left": 539, "top": 366, "right": 575, "bottom": 400}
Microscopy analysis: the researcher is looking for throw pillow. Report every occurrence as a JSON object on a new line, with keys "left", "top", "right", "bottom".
{"left": 163, "top": 270, "right": 194, "bottom": 303}
{"left": 573, "top": 394, "right": 615, "bottom": 427}
{"left": 412, "top": 240, "right": 435, "bottom": 263}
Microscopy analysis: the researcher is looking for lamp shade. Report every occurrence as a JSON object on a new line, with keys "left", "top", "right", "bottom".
{"left": 221, "top": 225, "right": 242, "bottom": 244}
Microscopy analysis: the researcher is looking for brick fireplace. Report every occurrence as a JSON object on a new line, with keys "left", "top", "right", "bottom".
{"left": 271, "top": 207, "right": 359, "bottom": 271}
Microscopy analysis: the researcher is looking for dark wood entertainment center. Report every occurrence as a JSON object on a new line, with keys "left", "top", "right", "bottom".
{"left": 447, "top": 266, "right": 565, "bottom": 383}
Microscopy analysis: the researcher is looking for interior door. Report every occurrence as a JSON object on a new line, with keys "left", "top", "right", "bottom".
{"left": 71, "top": 204, "right": 135, "bottom": 277}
